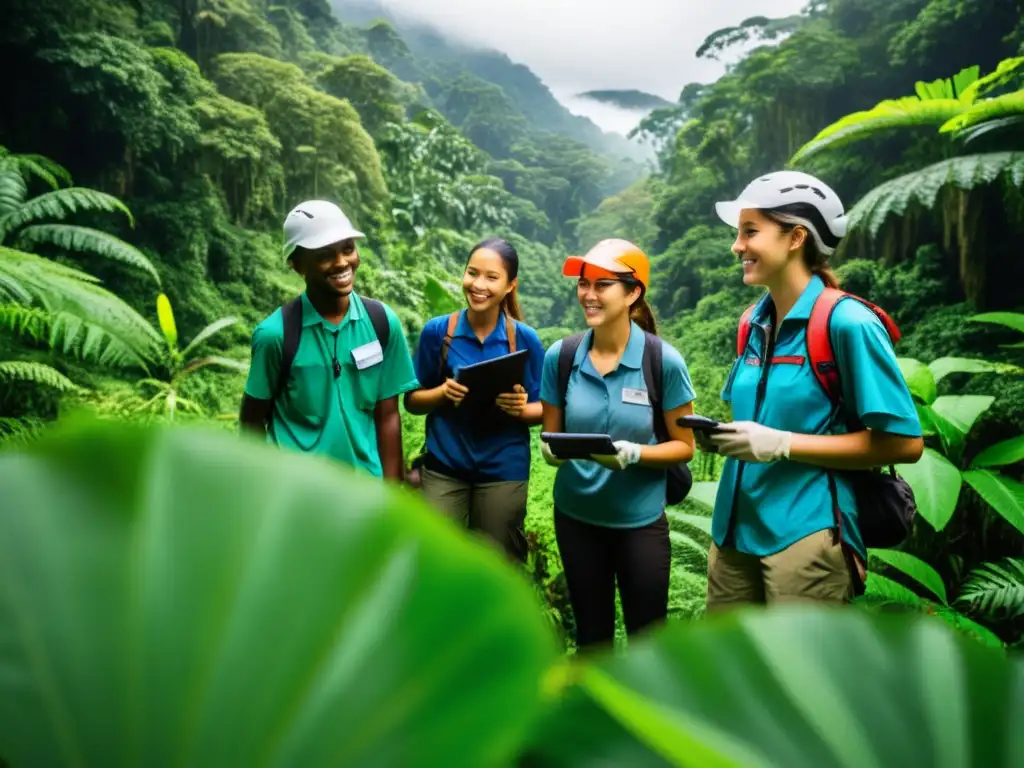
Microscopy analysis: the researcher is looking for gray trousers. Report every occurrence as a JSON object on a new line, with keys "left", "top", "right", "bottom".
{"left": 419, "top": 467, "right": 528, "bottom": 562}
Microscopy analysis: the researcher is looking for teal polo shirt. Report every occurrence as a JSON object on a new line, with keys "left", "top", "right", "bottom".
{"left": 712, "top": 275, "right": 922, "bottom": 559}
{"left": 540, "top": 321, "right": 696, "bottom": 528}
{"left": 244, "top": 292, "right": 419, "bottom": 476}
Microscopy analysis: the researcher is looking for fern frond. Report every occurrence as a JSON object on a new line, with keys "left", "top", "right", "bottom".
{"left": 0, "top": 303, "right": 50, "bottom": 341}
{"left": 0, "top": 187, "right": 134, "bottom": 242}
{"left": 180, "top": 316, "right": 241, "bottom": 358}
{"left": 942, "top": 89, "right": 1024, "bottom": 135}
{"left": 14, "top": 154, "right": 72, "bottom": 189}
{"left": 792, "top": 97, "right": 968, "bottom": 162}
{"left": 17, "top": 224, "right": 161, "bottom": 284}
{"left": 956, "top": 558, "right": 1024, "bottom": 620}
{"left": 0, "top": 361, "right": 81, "bottom": 392}
{"left": 847, "top": 152, "right": 1024, "bottom": 237}
{"left": 180, "top": 355, "right": 249, "bottom": 375}
{"left": 0, "top": 416, "right": 47, "bottom": 446}
{"left": 0, "top": 159, "right": 28, "bottom": 217}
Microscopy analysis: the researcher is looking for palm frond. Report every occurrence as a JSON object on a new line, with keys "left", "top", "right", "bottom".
{"left": 960, "top": 115, "right": 1024, "bottom": 144}
{"left": 17, "top": 224, "right": 161, "bottom": 285}
{"left": 942, "top": 90, "right": 1024, "bottom": 135}
{"left": 0, "top": 247, "right": 162, "bottom": 369}
{"left": 0, "top": 159, "right": 28, "bottom": 217}
{"left": 0, "top": 188, "right": 134, "bottom": 242}
{"left": 792, "top": 97, "right": 968, "bottom": 163}
{"left": 180, "top": 316, "right": 241, "bottom": 358}
{"left": 0, "top": 303, "right": 50, "bottom": 342}
{"left": 847, "top": 152, "right": 1024, "bottom": 237}
{"left": 956, "top": 558, "right": 1024, "bottom": 620}
{"left": 960, "top": 56, "right": 1024, "bottom": 102}
{"left": 0, "top": 361, "right": 81, "bottom": 392}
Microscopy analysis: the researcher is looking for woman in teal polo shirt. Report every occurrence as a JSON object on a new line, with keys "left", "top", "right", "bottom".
{"left": 539, "top": 239, "right": 696, "bottom": 650}
{"left": 702, "top": 171, "right": 924, "bottom": 610}
{"left": 404, "top": 238, "right": 546, "bottom": 562}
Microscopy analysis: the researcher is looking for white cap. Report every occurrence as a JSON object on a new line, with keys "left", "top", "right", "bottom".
{"left": 714, "top": 170, "right": 848, "bottom": 239}
{"left": 282, "top": 200, "right": 365, "bottom": 260}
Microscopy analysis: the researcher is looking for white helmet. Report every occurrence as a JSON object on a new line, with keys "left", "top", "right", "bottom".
{"left": 715, "top": 171, "right": 848, "bottom": 246}
{"left": 282, "top": 200, "right": 365, "bottom": 260}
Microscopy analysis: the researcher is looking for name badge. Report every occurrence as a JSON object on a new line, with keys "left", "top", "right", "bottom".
{"left": 352, "top": 340, "right": 383, "bottom": 370}
{"left": 622, "top": 387, "right": 650, "bottom": 406}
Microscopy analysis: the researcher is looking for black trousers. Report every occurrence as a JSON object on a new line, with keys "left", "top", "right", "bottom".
{"left": 554, "top": 508, "right": 671, "bottom": 651}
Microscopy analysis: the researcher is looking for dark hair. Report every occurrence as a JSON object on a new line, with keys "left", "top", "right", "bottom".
{"left": 619, "top": 276, "right": 658, "bottom": 335}
{"left": 763, "top": 203, "right": 841, "bottom": 289}
{"left": 467, "top": 237, "right": 522, "bottom": 321}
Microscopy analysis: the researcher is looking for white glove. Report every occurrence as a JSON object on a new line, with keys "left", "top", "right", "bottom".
{"left": 591, "top": 440, "right": 643, "bottom": 471}
{"left": 540, "top": 440, "right": 567, "bottom": 467}
{"left": 709, "top": 421, "right": 791, "bottom": 463}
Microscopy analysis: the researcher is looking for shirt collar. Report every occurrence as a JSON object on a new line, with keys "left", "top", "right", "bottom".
{"left": 751, "top": 274, "right": 826, "bottom": 325}
{"left": 571, "top": 320, "right": 646, "bottom": 371}
{"left": 453, "top": 309, "right": 510, "bottom": 343}
{"left": 300, "top": 291, "right": 364, "bottom": 329}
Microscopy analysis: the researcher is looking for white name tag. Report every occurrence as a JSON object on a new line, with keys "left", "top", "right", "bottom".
{"left": 622, "top": 387, "right": 650, "bottom": 406}
{"left": 352, "top": 340, "right": 383, "bottom": 370}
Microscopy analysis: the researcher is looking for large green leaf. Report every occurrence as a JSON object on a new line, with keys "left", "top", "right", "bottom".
{"left": 928, "top": 356, "right": 1019, "bottom": 383}
{"left": 523, "top": 608, "right": 1024, "bottom": 767}
{"left": 930, "top": 395, "right": 995, "bottom": 438}
{"left": 896, "top": 448, "right": 962, "bottom": 531}
{"left": 0, "top": 419, "right": 558, "bottom": 767}
{"left": 897, "top": 357, "right": 936, "bottom": 404}
{"left": 963, "top": 470, "right": 1024, "bottom": 537}
{"left": 869, "top": 549, "right": 948, "bottom": 604}
{"left": 969, "top": 312, "right": 1024, "bottom": 339}
{"left": 970, "top": 434, "right": 1024, "bottom": 469}
{"left": 16, "top": 224, "right": 161, "bottom": 285}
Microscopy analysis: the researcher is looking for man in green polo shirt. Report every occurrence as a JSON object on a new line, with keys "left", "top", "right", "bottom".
{"left": 239, "top": 200, "right": 419, "bottom": 481}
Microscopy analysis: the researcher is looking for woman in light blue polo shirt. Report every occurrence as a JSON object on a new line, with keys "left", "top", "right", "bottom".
{"left": 702, "top": 171, "right": 924, "bottom": 610}
{"left": 404, "top": 238, "right": 546, "bottom": 562}
{"left": 539, "top": 239, "right": 696, "bottom": 651}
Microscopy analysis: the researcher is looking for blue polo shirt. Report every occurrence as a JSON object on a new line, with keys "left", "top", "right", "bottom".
{"left": 712, "top": 275, "right": 922, "bottom": 559}
{"left": 414, "top": 310, "right": 545, "bottom": 482}
{"left": 540, "top": 322, "right": 696, "bottom": 528}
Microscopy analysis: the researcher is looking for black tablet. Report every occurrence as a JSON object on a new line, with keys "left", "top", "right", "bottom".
{"left": 455, "top": 349, "right": 530, "bottom": 413}
{"left": 541, "top": 432, "right": 617, "bottom": 459}
{"left": 676, "top": 415, "right": 727, "bottom": 434}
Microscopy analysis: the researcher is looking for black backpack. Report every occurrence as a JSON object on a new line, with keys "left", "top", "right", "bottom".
{"left": 556, "top": 331, "right": 693, "bottom": 506}
{"left": 271, "top": 294, "right": 391, "bottom": 405}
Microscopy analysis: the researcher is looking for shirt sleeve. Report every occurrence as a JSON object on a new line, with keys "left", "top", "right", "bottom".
{"left": 539, "top": 340, "right": 564, "bottom": 407}
{"left": 659, "top": 341, "right": 697, "bottom": 410}
{"left": 377, "top": 304, "right": 421, "bottom": 401}
{"left": 521, "top": 325, "right": 546, "bottom": 403}
{"left": 244, "top": 322, "right": 282, "bottom": 400}
{"left": 414, "top": 317, "right": 444, "bottom": 389}
{"left": 832, "top": 299, "right": 922, "bottom": 437}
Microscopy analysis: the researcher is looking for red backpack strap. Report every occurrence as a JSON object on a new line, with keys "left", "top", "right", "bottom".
{"left": 736, "top": 304, "right": 757, "bottom": 357}
{"left": 807, "top": 288, "right": 902, "bottom": 405}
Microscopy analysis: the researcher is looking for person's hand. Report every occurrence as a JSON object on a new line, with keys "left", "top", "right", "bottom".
{"left": 441, "top": 377, "right": 469, "bottom": 406}
{"left": 693, "top": 428, "right": 718, "bottom": 454}
{"left": 540, "top": 439, "right": 566, "bottom": 468}
{"left": 709, "top": 421, "right": 791, "bottom": 463}
{"left": 590, "top": 440, "right": 642, "bottom": 471}
{"left": 496, "top": 384, "right": 528, "bottom": 417}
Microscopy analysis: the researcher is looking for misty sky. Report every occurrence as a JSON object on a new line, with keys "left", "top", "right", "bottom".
{"left": 370, "top": 0, "right": 810, "bottom": 133}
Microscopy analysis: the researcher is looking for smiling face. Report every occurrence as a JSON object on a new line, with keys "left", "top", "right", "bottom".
{"left": 731, "top": 208, "right": 806, "bottom": 287}
{"left": 462, "top": 247, "right": 514, "bottom": 313}
{"left": 290, "top": 238, "right": 359, "bottom": 296}
{"left": 576, "top": 272, "right": 641, "bottom": 329}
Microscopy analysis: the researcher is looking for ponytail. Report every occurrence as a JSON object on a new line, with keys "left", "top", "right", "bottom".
{"left": 500, "top": 285, "right": 523, "bottom": 321}
{"left": 630, "top": 294, "right": 658, "bottom": 335}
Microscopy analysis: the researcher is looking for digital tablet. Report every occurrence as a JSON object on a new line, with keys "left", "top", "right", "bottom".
{"left": 541, "top": 432, "right": 617, "bottom": 459}
{"left": 454, "top": 349, "right": 530, "bottom": 414}
{"left": 676, "top": 415, "right": 727, "bottom": 434}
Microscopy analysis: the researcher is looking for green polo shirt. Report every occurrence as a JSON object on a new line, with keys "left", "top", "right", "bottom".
{"left": 244, "top": 292, "right": 419, "bottom": 476}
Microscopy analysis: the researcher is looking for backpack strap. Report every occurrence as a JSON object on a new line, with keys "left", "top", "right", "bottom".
{"left": 737, "top": 303, "right": 757, "bottom": 357}
{"left": 437, "top": 310, "right": 460, "bottom": 381}
{"left": 806, "top": 287, "right": 903, "bottom": 406}
{"left": 506, "top": 313, "right": 517, "bottom": 353}
{"left": 362, "top": 297, "right": 391, "bottom": 351}
{"left": 641, "top": 332, "right": 668, "bottom": 443}
{"left": 272, "top": 295, "right": 304, "bottom": 404}
{"left": 557, "top": 333, "right": 586, "bottom": 407}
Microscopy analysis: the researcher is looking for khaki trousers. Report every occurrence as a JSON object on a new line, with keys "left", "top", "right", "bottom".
{"left": 706, "top": 528, "right": 865, "bottom": 613}
{"left": 419, "top": 467, "right": 528, "bottom": 562}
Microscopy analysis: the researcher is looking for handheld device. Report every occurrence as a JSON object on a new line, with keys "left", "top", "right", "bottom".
{"left": 541, "top": 432, "right": 617, "bottom": 459}
{"left": 676, "top": 415, "right": 726, "bottom": 433}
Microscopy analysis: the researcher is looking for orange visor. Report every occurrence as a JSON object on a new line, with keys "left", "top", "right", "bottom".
{"left": 561, "top": 238, "right": 650, "bottom": 289}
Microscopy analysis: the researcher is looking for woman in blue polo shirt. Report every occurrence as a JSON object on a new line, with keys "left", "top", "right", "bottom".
{"left": 539, "top": 239, "right": 696, "bottom": 651}
{"left": 702, "top": 170, "right": 924, "bottom": 610}
{"left": 404, "top": 237, "right": 546, "bottom": 562}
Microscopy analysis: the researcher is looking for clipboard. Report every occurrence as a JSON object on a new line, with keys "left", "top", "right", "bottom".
{"left": 454, "top": 349, "right": 529, "bottom": 414}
